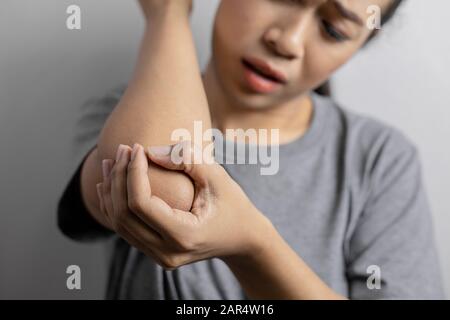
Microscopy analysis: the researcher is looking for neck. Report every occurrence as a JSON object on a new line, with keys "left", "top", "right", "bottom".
{"left": 202, "top": 60, "right": 314, "bottom": 145}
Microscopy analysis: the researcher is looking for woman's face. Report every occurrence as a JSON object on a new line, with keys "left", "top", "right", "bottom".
{"left": 210, "top": 0, "right": 391, "bottom": 109}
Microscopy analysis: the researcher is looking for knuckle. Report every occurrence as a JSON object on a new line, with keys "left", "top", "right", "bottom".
{"left": 181, "top": 141, "right": 195, "bottom": 163}
{"left": 116, "top": 159, "right": 128, "bottom": 171}
{"left": 110, "top": 166, "right": 120, "bottom": 179}
{"left": 183, "top": 162, "right": 195, "bottom": 176}
{"left": 112, "top": 161, "right": 127, "bottom": 177}
{"left": 127, "top": 161, "right": 140, "bottom": 173}
{"left": 128, "top": 196, "right": 145, "bottom": 213}
{"left": 173, "top": 234, "right": 198, "bottom": 252}
{"left": 160, "top": 255, "right": 182, "bottom": 271}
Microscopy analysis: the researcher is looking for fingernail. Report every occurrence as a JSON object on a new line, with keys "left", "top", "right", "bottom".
{"left": 131, "top": 144, "right": 140, "bottom": 162}
{"left": 148, "top": 145, "right": 172, "bottom": 157}
{"left": 102, "top": 159, "right": 111, "bottom": 179}
{"left": 116, "top": 144, "right": 125, "bottom": 162}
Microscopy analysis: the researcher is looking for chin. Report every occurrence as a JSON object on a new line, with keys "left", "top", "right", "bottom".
{"left": 221, "top": 77, "right": 282, "bottom": 111}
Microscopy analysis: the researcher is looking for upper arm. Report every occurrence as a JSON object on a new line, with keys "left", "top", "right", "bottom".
{"left": 346, "top": 131, "right": 444, "bottom": 299}
{"left": 80, "top": 145, "right": 196, "bottom": 223}
{"left": 58, "top": 85, "right": 196, "bottom": 242}
{"left": 57, "top": 145, "right": 114, "bottom": 242}
{"left": 80, "top": 147, "right": 106, "bottom": 227}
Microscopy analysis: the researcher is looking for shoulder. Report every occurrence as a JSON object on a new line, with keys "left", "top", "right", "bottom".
{"left": 345, "top": 106, "right": 416, "bottom": 155}
{"left": 317, "top": 94, "right": 419, "bottom": 164}
{"left": 315, "top": 94, "right": 422, "bottom": 197}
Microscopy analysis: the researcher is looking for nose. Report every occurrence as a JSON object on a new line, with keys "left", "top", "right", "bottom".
{"left": 263, "top": 16, "right": 307, "bottom": 60}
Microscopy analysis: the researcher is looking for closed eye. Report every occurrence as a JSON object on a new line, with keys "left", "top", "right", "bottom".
{"left": 321, "top": 20, "right": 349, "bottom": 42}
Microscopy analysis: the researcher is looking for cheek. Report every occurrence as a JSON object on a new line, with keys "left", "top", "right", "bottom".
{"left": 212, "top": 1, "right": 262, "bottom": 80}
{"left": 215, "top": 0, "right": 251, "bottom": 40}
{"left": 214, "top": 0, "right": 273, "bottom": 55}
{"left": 300, "top": 42, "right": 360, "bottom": 90}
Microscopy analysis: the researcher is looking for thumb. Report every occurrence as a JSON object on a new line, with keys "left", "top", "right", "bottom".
{"left": 146, "top": 141, "right": 217, "bottom": 185}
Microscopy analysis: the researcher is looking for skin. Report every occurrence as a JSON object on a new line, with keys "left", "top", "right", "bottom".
{"left": 81, "top": 0, "right": 204, "bottom": 230}
{"left": 91, "top": 0, "right": 393, "bottom": 299}
{"left": 204, "top": 0, "right": 389, "bottom": 141}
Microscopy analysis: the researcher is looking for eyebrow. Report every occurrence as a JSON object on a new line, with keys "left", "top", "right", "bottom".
{"left": 332, "top": 0, "right": 364, "bottom": 26}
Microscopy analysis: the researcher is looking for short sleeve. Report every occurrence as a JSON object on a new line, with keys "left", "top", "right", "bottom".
{"left": 57, "top": 85, "right": 126, "bottom": 242}
{"left": 346, "top": 130, "right": 445, "bottom": 299}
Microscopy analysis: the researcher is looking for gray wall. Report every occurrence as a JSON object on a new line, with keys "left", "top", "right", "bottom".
{"left": 0, "top": 0, "right": 448, "bottom": 299}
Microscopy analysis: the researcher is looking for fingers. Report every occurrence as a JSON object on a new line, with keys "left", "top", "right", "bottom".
{"left": 121, "top": 212, "right": 164, "bottom": 248}
{"left": 98, "top": 144, "right": 166, "bottom": 250}
{"left": 101, "top": 158, "right": 115, "bottom": 219}
{"left": 127, "top": 144, "right": 151, "bottom": 205}
{"left": 96, "top": 183, "right": 105, "bottom": 214}
{"left": 117, "top": 224, "right": 165, "bottom": 266}
{"left": 146, "top": 141, "right": 219, "bottom": 187}
{"left": 96, "top": 182, "right": 111, "bottom": 226}
{"left": 95, "top": 143, "right": 202, "bottom": 270}
{"left": 98, "top": 143, "right": 197, "bottom": 251}
{"left": 127, "top": 144, "right": 181, "bottom": 235}
{"left": 111, "top": 145, "right": 132, "bottom": 222}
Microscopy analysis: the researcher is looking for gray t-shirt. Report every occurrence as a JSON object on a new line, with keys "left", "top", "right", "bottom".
{"left": 57, "top": 86, "right": 445, "bottom": 299}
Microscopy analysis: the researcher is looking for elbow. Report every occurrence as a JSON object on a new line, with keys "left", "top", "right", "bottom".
{"left": 96, "top": 140, "right": 195, "bottom": 212}
{"left": 147, "top": 161, "right": 195, "bottom": 211}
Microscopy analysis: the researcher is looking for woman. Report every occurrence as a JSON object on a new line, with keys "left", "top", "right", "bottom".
{"left": 58, "top": 0, "right": 444, "bottom": 299}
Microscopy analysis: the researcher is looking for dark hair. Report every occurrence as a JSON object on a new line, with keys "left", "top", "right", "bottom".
{"left": 314, "top": 0, "right": 405, "bottom": 97}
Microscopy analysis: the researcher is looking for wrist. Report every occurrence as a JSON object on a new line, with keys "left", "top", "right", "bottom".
{"left": 143, "top": 2, "right": 191, "bottom": 25}
{"left": 221, "top": 211, "right": 277, "bottom": 268}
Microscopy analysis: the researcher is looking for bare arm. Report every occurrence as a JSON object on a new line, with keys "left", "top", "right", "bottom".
{"left": 223, "top": 219, "right": 347, "bottom": 300}
{"left": 80, "top": 2, "right": 211, "bottom": 230}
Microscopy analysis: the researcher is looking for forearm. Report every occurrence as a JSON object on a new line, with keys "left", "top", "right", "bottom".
{"left": 222, "top": 216, "right": 347, "bottom": 300}
{"left": 97, "top": 9, "right": 211, "bottom": 156}
{"left": 81, "top": 7, "right": 211, "bottom": 227}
